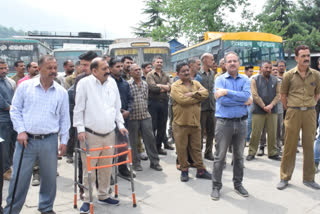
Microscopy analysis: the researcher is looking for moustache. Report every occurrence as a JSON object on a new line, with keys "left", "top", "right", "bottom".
{"left": 304, "top": 60, "right": 309, "bottom": 63}
{"left": 104, "top": 72, "right": 111, "bottom": 76}
{"left": 49, "top": 73, "right": 57, "bottom": 77}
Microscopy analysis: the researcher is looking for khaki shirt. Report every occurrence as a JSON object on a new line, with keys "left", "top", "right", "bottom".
{"left": 171, "top": 79, "right": 208, "bottom": 127}
{"left": 11, "top": 74, "right": 25, "bottom": 84}
{"left": 281, "top": 66, "right": 320, "bottom": 107}
{"left": 64, "top": 73, "right": 77, "bottom": 90}
{"left": 146, "top": 69, "right": 171, "bottom": 101}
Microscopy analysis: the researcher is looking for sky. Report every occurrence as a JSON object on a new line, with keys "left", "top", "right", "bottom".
{"left": 1, "top": 0, "right": 267, "bottom": 39}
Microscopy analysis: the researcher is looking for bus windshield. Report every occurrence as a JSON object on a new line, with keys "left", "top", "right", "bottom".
{"left": 223, "top": 40, "right": 283, "bottom": 66}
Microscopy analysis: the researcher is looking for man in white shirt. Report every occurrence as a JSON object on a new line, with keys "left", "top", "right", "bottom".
{"left": 73, "top": 57, "right": 128, "bottom": 213}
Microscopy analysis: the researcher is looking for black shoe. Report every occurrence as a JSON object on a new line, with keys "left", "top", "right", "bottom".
{"left": 32, "top": 173, "right": 40, "bottom": 186}
{"left": 157, "top": 148, "right": 167, "bottom": 155}
{"left": 315, "top": 163, "right": 319, "bottom": 174}
{"left": 196, "top": 169, "right": 212, "bottom": 180}
{"left": 257, "top": 148, "right": 265, "bottom": 156}
{"left": 110, "top": 175, "right": 114, "bottom": 185}
{"left": 204, "top": 153, "right": 214, "bottom": 161}
{"left": 119, "top": 167, "right": 136, "bottom": 179}
{"left": 150, "top": 163, "right": 163, "bottom": 171}
{"left": 246, "top": 155, "right": 255, "bottom": 161}
{"left": 234, "top": 185, "right": 249, "bottom": 197}
{"left": 66, "top": 156, "right": 73, "bottom": 164}
{"left": 164, "top": 144, "right": 174, "bottom": 150}
{"left": 211, "top": 188, "right": 220, "bottom": 200}
{"left": 268, "top": 155, "right": 281, "bottom": 161}
{"left": 277, "top": 180, "right": 288, "bottom": 190}
{"left": 180, "top": 170, "right": 189, "bottom": 182}
{"left": 133, "top": 165, "right": 143, "bottom": 171}
{"left": 138, "top": 153, "right": 148, "bottom": 161}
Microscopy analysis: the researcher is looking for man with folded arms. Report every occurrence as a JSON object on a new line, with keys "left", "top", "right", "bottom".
{"left": 171, "top": 62, "right": 212, "bottom": 182}
{"left": 74, "top": 57, "right": 127, "bottom": 213}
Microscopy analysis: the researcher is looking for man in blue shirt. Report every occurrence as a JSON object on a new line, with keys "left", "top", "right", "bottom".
{"left": 211, "top": 52, "right": 251, "bottom": 201}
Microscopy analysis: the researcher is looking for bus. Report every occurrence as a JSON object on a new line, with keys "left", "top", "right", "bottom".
{"left": 171, "top": 32, "right": 284, "bottom": 74}
{"left": 53, "top": 44, "right": 103, "bottom": 73}
{"left": 108, "top": 38, "right": 172, "bottom": 72}
{"left": 0, "top": 39, "right": 52, "bottom": 75}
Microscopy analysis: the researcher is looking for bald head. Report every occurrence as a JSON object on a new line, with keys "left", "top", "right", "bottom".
{"left": 130, "top": 63, "right": 142, "bottom": 80}
{"left": 201, "top": 53, "right": 214, "bottom": 71}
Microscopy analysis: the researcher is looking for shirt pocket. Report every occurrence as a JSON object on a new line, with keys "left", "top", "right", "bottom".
{"left": 49, "top": 100, "right": 59, "bottom": 116}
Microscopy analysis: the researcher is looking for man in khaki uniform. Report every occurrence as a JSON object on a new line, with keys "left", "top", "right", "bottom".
{"left": 277, "top": 45, "right": 320, "bottom": 190}
{"left": 171, "top": 62, "right": 211, "bottom": 182}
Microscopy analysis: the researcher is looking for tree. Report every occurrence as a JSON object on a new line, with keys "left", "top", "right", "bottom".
{"left": 0, "top": 25, "right": 24, "bottom": 38}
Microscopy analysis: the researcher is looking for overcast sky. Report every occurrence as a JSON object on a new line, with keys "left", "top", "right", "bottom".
{"left": 1, "top": 0, "right": 266, "bottom": 39}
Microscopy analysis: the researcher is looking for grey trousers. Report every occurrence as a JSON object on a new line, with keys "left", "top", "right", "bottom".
{"left": 212, "top": 118, "right": 246, "bottom": 190}
{"left": 200, "top": 110, "right": 215, "bottom": 156}
{"left": 128, "top": 118, "right": 160, "bottom": 167}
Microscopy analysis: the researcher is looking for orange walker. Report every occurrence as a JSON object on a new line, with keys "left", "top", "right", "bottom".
{"left": 73, "top": 134, "right": 137, "bottom": 213}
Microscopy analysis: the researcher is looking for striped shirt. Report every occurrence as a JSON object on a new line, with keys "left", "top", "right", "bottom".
{"left": 10, "top": 77, "right": 70, "bottom": 144}
{"left": 128, "top": 79, "right": 151, "bottom": 120}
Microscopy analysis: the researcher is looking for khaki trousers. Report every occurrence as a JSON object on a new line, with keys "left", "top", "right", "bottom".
{"left": 249, "top": 113, "right": 278, "bottom": 156}
{"left": 173, "top": 123, "right": 205, "bottom": 171}
{"left": 80, "top": 131, "right": 115, "bottom": 202}
{"left": 280, "top": 108, "right": 316, "bottom": 181}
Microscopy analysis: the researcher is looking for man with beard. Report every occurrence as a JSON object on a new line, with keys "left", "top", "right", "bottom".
{"left": 121, "top": 56, "right": 133, "bottom": 80}
{"left": 4, "top": 55, "right": 70, "bottom": 214}
{"left": 277, "top": 45, "right": 320, "bottom": 191}
{"left": 109, "top": 58, "right": 136, "bottom": 180}
{"left": 246, "top": 61, "right": 281, "bottom": 161}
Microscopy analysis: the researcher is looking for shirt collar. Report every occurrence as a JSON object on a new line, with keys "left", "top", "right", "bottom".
{"left": 33, "top": 77, "right": 56, "bottom": 90}
{"left": 293, "top": 66, "right": 313, "bottom": 76}
{"left": 224, "top": 71, "right": 242, "bottom": 79}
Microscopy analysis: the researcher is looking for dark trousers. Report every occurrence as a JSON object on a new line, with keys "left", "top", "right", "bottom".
{"left": 66, "top": 127, "right": 77, "bottom": 158}
{"left": 149, "top": 100, "right": 168, "bottom": 149}
{"left": 212, "top": 119, "right": 246, "bottom": 190}
{"left": 0, "top": 122, "right": 17, "bottom": 173}
{"left": 128, "top": 118, "right": 160, "bottom": 166}
{"left": 200, "top": 110, "right": 215, "bottom": 156}
{"left": 0, "top": 141, "right": 3, "bottom": 212}
{"left": 115, "top": 126, "right": 129, "bottom": 172}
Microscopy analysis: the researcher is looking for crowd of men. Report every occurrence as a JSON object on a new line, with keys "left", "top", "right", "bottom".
{"left": 0, "top": 44, "right": 320, "bottom": 213}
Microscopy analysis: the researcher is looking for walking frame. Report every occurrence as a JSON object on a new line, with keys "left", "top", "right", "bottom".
{"left": 73, "top": 134, "right": 137, "bottom": 214}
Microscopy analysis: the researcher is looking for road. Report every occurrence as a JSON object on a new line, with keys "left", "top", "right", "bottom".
{"left": 2, "top": 146, "right": 320, "bottom": 214}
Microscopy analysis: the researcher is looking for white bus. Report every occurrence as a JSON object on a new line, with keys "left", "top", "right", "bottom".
{"left": 108, "top": 38, "right": 172, "bottom": 72}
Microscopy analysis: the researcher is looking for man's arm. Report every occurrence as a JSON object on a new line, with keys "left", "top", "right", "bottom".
{"left": 10, "top": 84, "right": 26, "bottom": 134}
{"left": 191, "top": 82, "right": 208, "bottom": 101}
{"left": 224, "top": 78, "right": 251, "bottom": 102}
{"left": 0, "top": 92, "right": 10, "bottom": 110}
{"left": 146, "top": 72, "right": 161, "bottom": 93}
{"left": 73, "top": 79, "right": 86, "bottom": 134}
{"left": 281, "top": 93, "right": 288, "bottom": 110}
{"left": 268, "top": 81, "right": 281, "bottom": 109}
{"left": 251, "top": 79, "right": 265, "bottom": 108}
{"left": 171, "top": 83, "right": 202, "bottom": 105}
{"left": 59, "top": 90, "right": 71, "bottom": 145}
{"left": 280, "top": 72, "right": 290, "bottom": 110}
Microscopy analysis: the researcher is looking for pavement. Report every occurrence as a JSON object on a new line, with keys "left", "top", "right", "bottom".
{"left": 2, "top": 146, "right": 320, "bottom": 214}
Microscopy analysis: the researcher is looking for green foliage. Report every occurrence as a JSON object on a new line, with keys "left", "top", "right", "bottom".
{"left": 0, "top": 25, "right": 24, "bottom": 38}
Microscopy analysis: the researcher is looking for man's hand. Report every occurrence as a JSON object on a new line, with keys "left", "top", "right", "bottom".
{"left": 162, "top": 85, "right": 170, "bottom": 91}
{"left": 215, "top": 88, "right": 228, "bottom": 99}
{"left": 119, "top": 128, "right": 129, "bottom": 136}
{"left": 4, "top": 105, "right": 11, "bottom": 111}
{"left": 78, "top": 132, "right": 87, "bottom": 142}
{"left": 122, "top": 110, "right": 130, "bottom": 119}
{"left": 17, "top": 132, "right": 28, "bottom": 147}
{"left": 185, "top": 92, "right": 193, "bottom": 97}
{"left": 244, "top": 98, "right": 253, "bottom": 106}
{"left": 58, "top": 144, "right": 67, "bottom": 157}
{"left": 263, "top": 104, "right": 273, "bottom": 113}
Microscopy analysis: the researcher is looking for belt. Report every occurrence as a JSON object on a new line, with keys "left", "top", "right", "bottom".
{"left": 289, "top": 106, "right": 315, "bottom": 111}
{"left": 85, "top": 127, "right": 111, "bottom": 137}
{"left": 27, "top": 133, "right": 56, "bottom": 140}
{"left": 217, "top": 115, "right": 248, "bottom": 122}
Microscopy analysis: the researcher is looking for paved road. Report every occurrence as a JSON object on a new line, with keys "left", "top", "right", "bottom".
{"left": 2, "top": 147, "right": 320, "bottom": 214}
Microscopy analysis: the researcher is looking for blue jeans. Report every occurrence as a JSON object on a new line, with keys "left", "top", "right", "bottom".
{"left": 315, "top": 125, "right": 320, "bottom": 165}
{"left": 0, "top": 122, "right": 17, "bottom": 173}
{"left": 4, "top": 134, "right": 58, "bottom": 214}
{"left": 213, "top": 119, "right": 247, "bottom": 190}
{"left": 246, "top": 111, "right": 252, "bottom": 142}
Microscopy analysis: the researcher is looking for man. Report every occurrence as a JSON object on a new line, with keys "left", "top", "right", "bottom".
{"left": 0, "top": 59, "right": 16, "bottom": 183}
{"left": 171, "top": 62, "right": 211, "bottom": 182}
{"left": 121, "top": 56, "right": 133, "bottom": 80}
{"left": 128, "top": 64, "right": 162, "bottom": 171}
{"left": 74, "top": 57, "right": 126, "bottom": 212}
{"left": 211, "top": 51, "right": 251, "bottom": 200}
{"left": 246, "top": 61, "right": 281, "bottom": 161}
{"left": 11, "top": 60, "right": 25, "bottom": 84}
{"left": 188, "top": 58, "right": 202, "bottom": 82}
{"left": 57, "top": 60, "right": 74, "bottom": 88}
{"left": 109, "top": 58, "right": 136, "bottom": 180}
{"left": 277, "top": 45, "right": 320, "bottom": 190}
{"left": 64, "top": 61, "right": 81, "bottom": 90}
{"left": 141, "top": 63, "right": 152, "bottom": 81}
{"left": 199, "top": 53, "right": 215, "bottom": 161}
{"left": 244, "top": 65, "right": 254, "bottom": 78}
{"left": 277, "top": 60, "right": 286, "bottom": 79}
{"left": 4, "top": 55, "right": 70, "bottom": 214}
{"left": 146, "top": 56, "right": 172, "bottom": 155}
{"left": 17, "top": 62, "right": 39, "bottom": 86}
{"left": 214, "top": 58, "right": 227, "bottom": 79}
{"left": 272, "top": 64, "right": 279, "bottom": 76}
